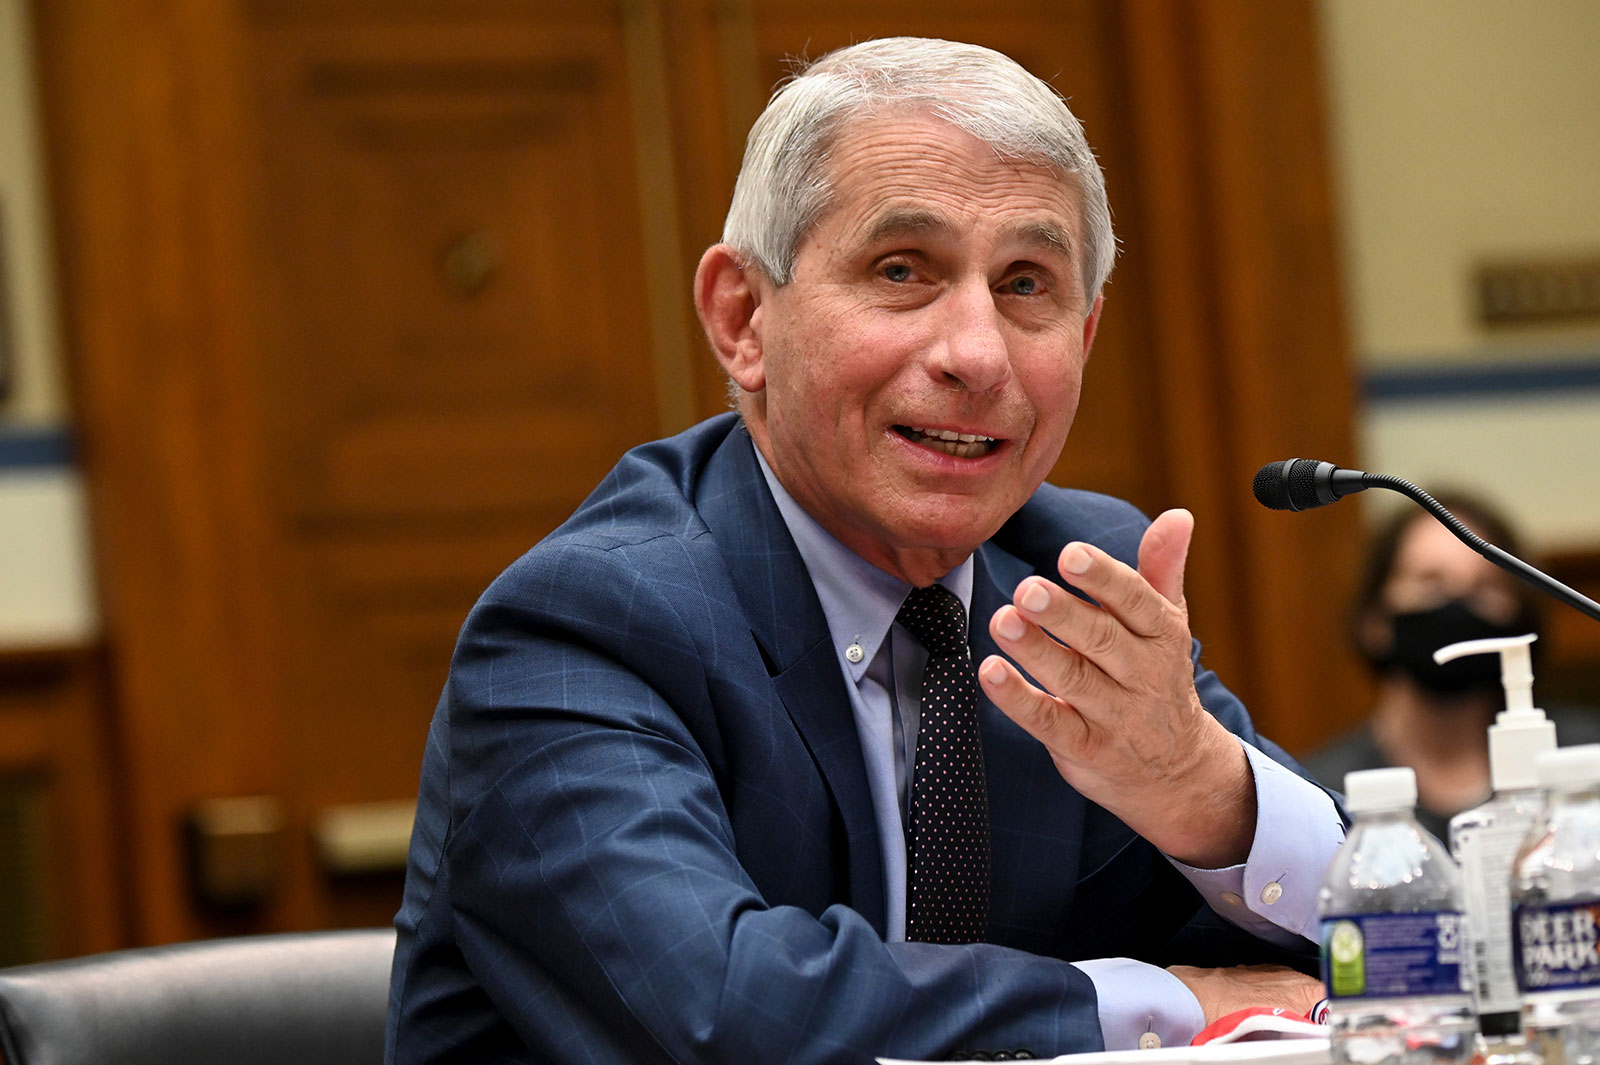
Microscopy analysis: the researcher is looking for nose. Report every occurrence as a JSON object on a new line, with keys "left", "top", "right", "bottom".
{"left": 927, "top": 278, "right": 1011, "bottom": 393}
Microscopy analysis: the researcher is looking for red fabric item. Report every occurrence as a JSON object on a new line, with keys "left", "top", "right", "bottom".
{"left": 1191, "top": 1003, "right": 1328, "bottom": 1046}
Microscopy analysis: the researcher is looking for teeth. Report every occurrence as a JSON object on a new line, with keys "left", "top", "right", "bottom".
{"left": 903, "top": 425, "right": 999, "bottom": 459}
{"left": 909, "top": 426, "right": 996, "bottom": 444}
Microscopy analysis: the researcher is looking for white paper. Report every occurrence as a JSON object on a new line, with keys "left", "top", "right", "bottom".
{"left": 879, "top": 1033, "right": 1331, "bottom": 1065}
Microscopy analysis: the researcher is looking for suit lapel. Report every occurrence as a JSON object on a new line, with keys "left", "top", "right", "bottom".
{"left": 695, "top": 428, "right": 887, "bottom": 933}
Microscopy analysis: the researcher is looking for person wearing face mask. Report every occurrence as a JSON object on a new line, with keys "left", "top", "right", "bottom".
{"left": 1303, "top": 492, "right": 1600, "bottom": 842}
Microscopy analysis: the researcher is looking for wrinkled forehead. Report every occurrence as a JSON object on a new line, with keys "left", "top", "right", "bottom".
{"left": 816, "top": 101, "right": 1074, "bottom": 182}
{"left": 811, "top": 108, "right": 1082, "bottom": 231}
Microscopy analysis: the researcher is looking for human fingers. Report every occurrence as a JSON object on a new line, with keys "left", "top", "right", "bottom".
{"left": 1052, "top": 539, "right": 1185, "bottom": 643}
{"left": 991, "top": 589, "right": 1127, "bottom": 706}
{"left": 977, "top": 652, "right": 1090, "bottom": 753}
{"left": 995, "top": 555, "right": 1190, "bottom": 705}
{"left": 1137, "top": 508, "right": 1193, "bottom": 607}
{"left": 989, "top": 591, "right": 1253, "bottom": 864}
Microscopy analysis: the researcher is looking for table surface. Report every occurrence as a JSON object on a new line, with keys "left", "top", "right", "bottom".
{"left": 879, "top": 1034, "right": 1331, "bottom": 1065}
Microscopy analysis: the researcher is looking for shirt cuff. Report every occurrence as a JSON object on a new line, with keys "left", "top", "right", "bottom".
{"left": 1170, "top": 741, "right": 1346, "bottom": 944}
{"left": 1077, "top": 957, "right": 1206, "bottom": 1050}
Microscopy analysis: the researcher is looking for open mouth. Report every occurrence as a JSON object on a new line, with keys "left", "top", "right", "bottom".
{"left": 896, "top": 425, "right": 999, "bottom": 459}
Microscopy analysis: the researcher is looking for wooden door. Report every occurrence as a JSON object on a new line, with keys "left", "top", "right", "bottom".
{"left": 242, "top": 4, "right": 694, "bottom": 931}
{"left": 34, "top": 0, "right": 707, "bottom": 942}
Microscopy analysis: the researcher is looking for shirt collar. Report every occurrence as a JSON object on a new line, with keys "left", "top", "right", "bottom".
{"left": 752, "top": 441, "right": 974, "bottom": 680}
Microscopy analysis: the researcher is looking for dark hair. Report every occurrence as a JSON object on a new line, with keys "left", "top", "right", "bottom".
{"left": 1351, "top": 490, "right": 1545, "bottom": 650}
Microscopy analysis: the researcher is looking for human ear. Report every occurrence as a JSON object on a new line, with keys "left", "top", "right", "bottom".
{"left": 1080, "top": 292, "right": 1104, "bottom": 356}
{"left": 694, "top": 244, "right": 767, "bottom": 394}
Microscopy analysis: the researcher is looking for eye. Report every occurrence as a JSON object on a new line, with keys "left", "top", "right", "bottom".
{"left": 1002, "top": 274, "right": 1041, "bottom": 296}
{"left": 882, "top": 262, "right": 914, "bottom": 283}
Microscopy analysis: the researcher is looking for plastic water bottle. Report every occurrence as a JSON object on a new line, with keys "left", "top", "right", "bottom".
{"left": 1321, "top": 766, "right": 1477, "bottom": 1065}
{"left": 1512, "top": 744, "right": 1600, "bottom": 1065}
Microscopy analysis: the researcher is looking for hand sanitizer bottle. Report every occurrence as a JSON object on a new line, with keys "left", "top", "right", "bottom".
{"left": 1442, "top": 633, "right": 1552, "bottom": 1063}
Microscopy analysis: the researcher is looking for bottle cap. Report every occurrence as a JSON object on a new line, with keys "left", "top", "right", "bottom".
{"left": 1434, "top": 633, "right": 1551, "bottom": 790}
{"left": 1535, "top": 744, "right": 1600, "bottom": 789}
{"left": 1344, "top": 766, "right": 1417, "bottom": 812}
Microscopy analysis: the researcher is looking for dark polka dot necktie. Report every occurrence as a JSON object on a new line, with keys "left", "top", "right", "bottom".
{"left": 897, "top": 583, "right": 991, "bottom": 944}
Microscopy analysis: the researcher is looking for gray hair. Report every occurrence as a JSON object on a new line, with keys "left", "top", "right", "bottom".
{"left": 722, "top": 37, "right": 1115, "bottom": 312}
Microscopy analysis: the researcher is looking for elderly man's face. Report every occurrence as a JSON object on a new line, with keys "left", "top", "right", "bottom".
{"left": 736, "top": 113, "right": 1100, "bottom": 584}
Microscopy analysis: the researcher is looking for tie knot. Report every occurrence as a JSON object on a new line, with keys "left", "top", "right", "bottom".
{"left": 897, "top": 584, "right": 969, "bottom": 657}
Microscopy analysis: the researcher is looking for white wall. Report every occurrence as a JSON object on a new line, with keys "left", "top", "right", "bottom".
{"left": 1362, "top": 394, "right": 1600, "bottom": 551}
{"left": 1319, "top": 0, "right": 1600, "bottom": 361}
{"left": 0, "top": 0, "right": 66, "bottom": 425}
{"left": 1319, "top": 0, "right": 1600, "bottom": 551}
{"left": 0, "top": 0, "right": 97, "bottom": 646}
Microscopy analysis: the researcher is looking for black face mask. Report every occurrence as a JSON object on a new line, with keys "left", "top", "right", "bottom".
{"left": 1377, "top": 599, "right": 1535, "bottom": 697}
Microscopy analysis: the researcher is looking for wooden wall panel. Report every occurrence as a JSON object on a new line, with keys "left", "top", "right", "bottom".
{"left": 0, "top": 647, "right": 124, "bottom": 960}
{"left": 34, "top": 0, "right": 1369, "bottom": 945}
{"left": 657, "top": 0, "right": 748, "bottom": 416}
{"left": 33, "top": 0, "right": 292, "bottom": 944}
{"left": 1169, "top": 1, "right": 1370, "bottom": 753}
{"left": 1087, "top": 1, "right": 1370, "bottom": 754}
{"left": 1543, "top": 550, "right": 1600, "bottom": 706}
{"left": 35, "top": 0, "right": 691, "bottom": 942}
{"left": 241, "top": 4, "right": 682, "bottom": 927}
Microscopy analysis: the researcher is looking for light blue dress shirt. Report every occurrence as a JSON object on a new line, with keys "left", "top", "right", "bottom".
{"left": 753, "top": 447, "right": 1343, "bottom": 1050}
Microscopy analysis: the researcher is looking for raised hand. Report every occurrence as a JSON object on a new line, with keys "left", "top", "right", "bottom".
{"left": 977, "top": 509, "right": 1255, "bottom": 868}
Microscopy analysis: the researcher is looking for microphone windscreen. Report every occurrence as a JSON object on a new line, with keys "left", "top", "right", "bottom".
{"left": 1285, "top": 458, "right": 1330, "bottom": 510}
{"left": 1252, "top": 460, "right": 1297, "bottom": 510}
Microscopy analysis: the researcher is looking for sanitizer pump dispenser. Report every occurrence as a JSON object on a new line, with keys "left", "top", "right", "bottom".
{"left": 1438, "top": 633, "right": 1553, "bottom": 1042}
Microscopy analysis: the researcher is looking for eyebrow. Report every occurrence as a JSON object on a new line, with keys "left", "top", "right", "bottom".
{"left": 1012, "top": 220, "right": 1074, "bottom": 258}
{"left": 861, "top": 209, "right": 1075, "bottom": 259}
{"left": 864, "top": 208, "right": 952, "bottom": 246}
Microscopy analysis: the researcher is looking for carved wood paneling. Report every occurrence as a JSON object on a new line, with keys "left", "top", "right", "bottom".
{"left": 0, "top": 647, "right": 123, "bottom": 959}
{"left": 36, "top": 0, "right": 691, "bottom": 941}
{"left": 247, "top": 2, "right": 687, "bottom": 929}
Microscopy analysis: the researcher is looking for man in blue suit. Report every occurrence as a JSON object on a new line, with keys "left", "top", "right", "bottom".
{"left": 388, "top": 37, "right": 1343, "bottom": 1064}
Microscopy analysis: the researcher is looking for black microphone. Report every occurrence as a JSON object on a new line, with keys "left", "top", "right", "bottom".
{"left": 1252, "top": 458, "right": 1370, "bottom": 512}
{"left": 1252, "top": 458, "right": 1600, "bottom": 624}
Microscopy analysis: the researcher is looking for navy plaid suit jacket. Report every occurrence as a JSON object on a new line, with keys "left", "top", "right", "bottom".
{"left": 386, "top": 413, "right": 1318, "bottom": 1064}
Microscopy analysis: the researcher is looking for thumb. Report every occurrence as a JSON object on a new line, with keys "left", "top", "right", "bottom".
{"left": 1138, "top": 508, "right": 1194, "bottom": 606}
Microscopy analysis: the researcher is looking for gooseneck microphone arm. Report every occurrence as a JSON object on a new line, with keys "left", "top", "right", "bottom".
{"left": 1253, "top": 459, "right": 1600, "bottom": 625}
{"left": 1364, "top": 473, "right": 1600, "bottom": 624}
